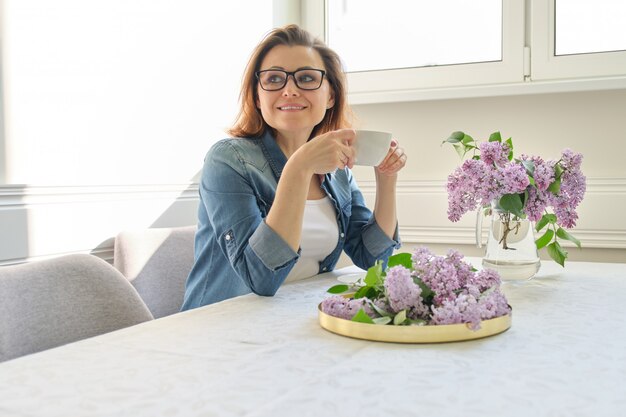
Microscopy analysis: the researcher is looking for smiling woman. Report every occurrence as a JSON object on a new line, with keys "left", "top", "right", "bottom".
{"left": 181, "top": 25, "right": 408, "bottom": 310}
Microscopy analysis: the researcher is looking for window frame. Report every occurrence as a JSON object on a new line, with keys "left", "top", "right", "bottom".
{"left": 530, "top": 0, "right": 626, "bottom": 81}
{"left": 300, "top": 0, "right": 626, "bottom": 104}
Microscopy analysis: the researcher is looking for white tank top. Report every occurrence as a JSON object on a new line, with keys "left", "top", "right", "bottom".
{"left": 285, "top": 196, "right": 339, "bottom": 282}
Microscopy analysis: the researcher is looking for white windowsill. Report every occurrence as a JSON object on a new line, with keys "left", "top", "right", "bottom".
{"left": 348, "top": 75, "right": 626, "bottom": 105}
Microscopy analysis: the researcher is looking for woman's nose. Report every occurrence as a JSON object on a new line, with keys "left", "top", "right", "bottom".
{"left": 282, "top": 76, "right": 300, "bottom": 96}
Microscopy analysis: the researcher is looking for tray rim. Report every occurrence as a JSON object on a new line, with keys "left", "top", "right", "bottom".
{"left": 318, "top": 298, "right": 512, "bottom": 344}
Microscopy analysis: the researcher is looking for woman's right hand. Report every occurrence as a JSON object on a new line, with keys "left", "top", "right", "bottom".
{"left": 294, "top": 129, "right": 357, "bottom": 175}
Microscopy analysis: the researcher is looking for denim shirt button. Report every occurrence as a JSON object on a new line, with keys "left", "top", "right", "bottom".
{"left": 322, "top": 267, "right": 327, "bottom": 271}
{"left": 225, "top": 233, "right": 231, "bottom": 241}
{"left": 340, "top": 232, "right": 345, "bottom": 239}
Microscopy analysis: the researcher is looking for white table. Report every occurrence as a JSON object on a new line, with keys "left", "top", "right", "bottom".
{"left": 1, "top": 260, "right": 625, "bottom": 417}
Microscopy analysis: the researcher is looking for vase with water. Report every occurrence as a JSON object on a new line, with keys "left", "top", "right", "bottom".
{"left": 476, "top": 203, "right": 541, "bottom": 280}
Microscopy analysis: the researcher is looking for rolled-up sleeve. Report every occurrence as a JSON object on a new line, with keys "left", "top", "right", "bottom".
{"left": 249, "top": 220, "right": 300, "bottom": 271}
{"left": 340, "top": 171, "right": 401, "bottom": 269}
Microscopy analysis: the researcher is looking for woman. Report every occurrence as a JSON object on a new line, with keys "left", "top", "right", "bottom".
{"left": 181, "top": 25, "right": 407, "bottom": 310}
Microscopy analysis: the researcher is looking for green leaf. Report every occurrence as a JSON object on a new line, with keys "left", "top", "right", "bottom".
{"left": 535, "top": 213, "right": 557, "bottom": 232}
{"left": 372, "top": 316, "right": 392, "bottom": 325}
{"left": 548, "top": 178, "right": 561, "bottom": 195}
{"left": 554, "top": 163, "right": 564, "bottom": 178}
{"left": 489, "top": 131, "right": 502, "bottom": 142}
{"left": 327, "top": 284, "right": 349, "bottom": 294}
{"left": 521, "top": 159, "right": 535, "bottom": 176}
{"left": 415, "top": 277, "right": 434, "bottom": 303}
{"left": 354, "top": 285, "right": 371, "bottom": 299}
{"left": 498, "top": 193, "right": 524, "bottom": 218}
{"left": 453, "top": 143, "right": 467, "bottom": 159}
{"left": 546, "top": 241, "right": 568, "bottom": 267}
{"left": 443, "top": 131, "right": 466, "bottom": 144}
{"left": 364, "top": 261, "right": 383, "bottom": 287}
{"left": 556, "top": 227, "right": 582, "bottom": 248}
{"left": 351, "top": 308, "right": 374, "bottom": 324}
{"left": 393, "top": 309, "right": 407, "bottom": 326}
{"left": 535, "top": 229, "right": 554, "bottom": 249}
{"left": 461, "top": 135, "right": 474, "bottom": 145}
{"left": 368, "top": 300, "right": 392, "bottom": 317}
{"left": 506, "top": 138, "right": 514, "bottom": 160}
{"left": 408, "top": 318, "right": 427, "bottom": 326}
{"left": 387, "top": 252, "right": 413, "bottom": 269}
{"left": 528, "top": 175, "right": 536, "bottom": 186}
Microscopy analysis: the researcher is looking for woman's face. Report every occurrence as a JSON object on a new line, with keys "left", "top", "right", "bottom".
{"left": 256, "top": 45, "right": 335, "bottom": 140}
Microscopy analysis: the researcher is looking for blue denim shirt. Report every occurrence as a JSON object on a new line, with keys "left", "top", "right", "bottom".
{"left": 181, "top": 131, "right": 401, "bottom": 310}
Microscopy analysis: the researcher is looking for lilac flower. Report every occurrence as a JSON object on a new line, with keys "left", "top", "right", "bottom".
{"left": 321, "top": 295, "right": 376, "bottom": 320}
{"left": 531, "top": 157, "right": 556, "bottom": 191}
{"left": 431, "top": 293, "right": 482, "bottom": 330}
{"left": 560, "top": 148, "right": 583, "bottom": 170}
{"left": 471, "top": 269, "right": 502, "bottom": 292}
{"left": 549, "top": 164, "right": 586, "bottom": 228}
{"left": 412, "top": 248, "right": 464, "bottom": 305}
{"left": 477, "top": 289, "right": 511, "bottom": 320}
{"left": 384, "top": 265, "right": 429, "bottom": 319}
{"left": 499, "top": 162, "right": 530, "bottom": 194}
{"left": 479, "top": 141, "right": 510, "bottom": 167}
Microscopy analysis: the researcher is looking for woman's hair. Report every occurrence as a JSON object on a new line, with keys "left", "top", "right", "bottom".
{"left": 228, "top": 24, "right": 352, "bottom": 139}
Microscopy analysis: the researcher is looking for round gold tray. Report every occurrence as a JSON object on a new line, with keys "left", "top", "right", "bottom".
{"left": 318, "top": 303, "right": 512, "bottom": 344}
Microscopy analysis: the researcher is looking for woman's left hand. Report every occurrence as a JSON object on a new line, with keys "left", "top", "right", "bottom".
{"left": 375, "top": 139, "right": 407, "bottom": 176}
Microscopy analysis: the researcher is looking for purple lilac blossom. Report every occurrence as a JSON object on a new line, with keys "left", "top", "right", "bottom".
{"left": 479, "top": 141, "right": 510, "bottom": 167}
{"left": 384, "top": 265, "right": 429, "bottom": 319}
{"left": 412, "top": 248, "right": 463, "bottom": 305}
{"left": 321, "top": 295, "right": 376, "bottom": 320}
{"left": 549, "top": 155, "right": 586, "bottom": 228}
{"left": 524, "top": 186, "right": 548, "bottom": 222}
{"left": 431, "top": 293, "right": 483, "bottom": 330}
{"left": 528, "top": 156, "right": 556, "bottom": 191}
{"left": 499, "top": 163, "right": 530, "bottom": 194}
{"left": 471, "top": 269, "right": 502, "bottom": 292}
{"left": 477, "top": 289, "right": 511, "bottom": 320}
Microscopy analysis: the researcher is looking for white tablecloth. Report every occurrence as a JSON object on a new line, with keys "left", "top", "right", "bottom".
{"left": 1, "top": 260, "right": 625, "bottom": 417}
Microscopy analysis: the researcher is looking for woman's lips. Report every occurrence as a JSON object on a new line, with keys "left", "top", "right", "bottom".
{"left": 277, "top": 105, "right": 306, "bottom": 111}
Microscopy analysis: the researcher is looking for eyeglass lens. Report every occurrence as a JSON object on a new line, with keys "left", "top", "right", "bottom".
{"left": 257, "top": 69, "right": 324, "bottom": 91}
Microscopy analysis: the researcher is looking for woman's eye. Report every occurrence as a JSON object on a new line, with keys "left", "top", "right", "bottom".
{"left": 267, "top": 75, "right": 285, "bottom": 84}
{"left": 298, "top": 75, "right": 314, "bottom": 83}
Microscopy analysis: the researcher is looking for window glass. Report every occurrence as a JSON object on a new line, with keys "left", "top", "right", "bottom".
{"left": 555, "top": 0, "right": 626, "bottom": 56}
{"left": 327, "top": 0, "right": 502, "bottom": 72}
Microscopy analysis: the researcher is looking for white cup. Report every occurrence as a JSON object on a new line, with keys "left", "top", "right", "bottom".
{"left": 353, "top": 130, "right": 393, "bottom": 166}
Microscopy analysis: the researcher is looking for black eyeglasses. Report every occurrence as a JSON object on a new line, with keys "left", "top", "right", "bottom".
{"left": 255, "top": 69, "right": 326, "bottom": 91}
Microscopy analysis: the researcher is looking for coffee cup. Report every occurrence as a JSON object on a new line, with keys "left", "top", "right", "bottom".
{"left": 353, "top": 130, "right": 393, "bottom": 166}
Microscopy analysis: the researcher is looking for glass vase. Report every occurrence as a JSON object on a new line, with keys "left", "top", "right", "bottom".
{"left": 476, "top": 204, "right": 541, "bottom": 280}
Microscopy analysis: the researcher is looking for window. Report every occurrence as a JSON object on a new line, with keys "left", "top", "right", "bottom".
{"left": 327, "top": 0, "right": 502, "bottom": 72}
{"left": 301, "top": 0, "right": 626, "bottom": 103}
{"left": 531, "top": 0, "right": 626, "bottom": 81}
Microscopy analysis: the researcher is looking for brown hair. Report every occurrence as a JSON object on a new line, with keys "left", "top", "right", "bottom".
{"left": 227, "top": 24, "right": 352, "bottom": 139}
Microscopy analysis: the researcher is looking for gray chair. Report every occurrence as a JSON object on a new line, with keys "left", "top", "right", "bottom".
{"left": 0, "top": 254, "right": 154, "bottom": 362}
{"left": 113, "top": 225, "right": 196, "bottom": 319}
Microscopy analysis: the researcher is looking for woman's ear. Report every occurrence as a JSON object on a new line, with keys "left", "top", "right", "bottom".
{"left": 327, "top": 90, "right": 335, "bottom": 109}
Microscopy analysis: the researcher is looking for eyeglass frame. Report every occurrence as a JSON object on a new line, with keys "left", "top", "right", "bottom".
{"left": 255, "top": 69, "right": 327, "bottom": 91}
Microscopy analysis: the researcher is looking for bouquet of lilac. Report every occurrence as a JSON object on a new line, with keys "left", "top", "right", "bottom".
{"left": 444, "top": 131, "right": 586, "bottom": 266}
{"left": 321, "top": 247, "right": 510, "bottom": 331}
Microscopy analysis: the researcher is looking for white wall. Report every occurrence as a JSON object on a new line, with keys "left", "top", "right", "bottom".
{"left": 351, "top": 88, "right": 626, "bottom": 263}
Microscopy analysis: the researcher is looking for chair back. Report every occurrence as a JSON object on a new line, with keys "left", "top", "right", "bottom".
{"left": 114, "top": 226, "right": 196, "bottom": 319}
{"left": 0, "top": 254, "right": 153, "bottom": 362}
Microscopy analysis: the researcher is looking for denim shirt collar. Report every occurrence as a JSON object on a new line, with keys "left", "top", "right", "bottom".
{"left": 259, "top": 130, "right": 288, "bottom": 180}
